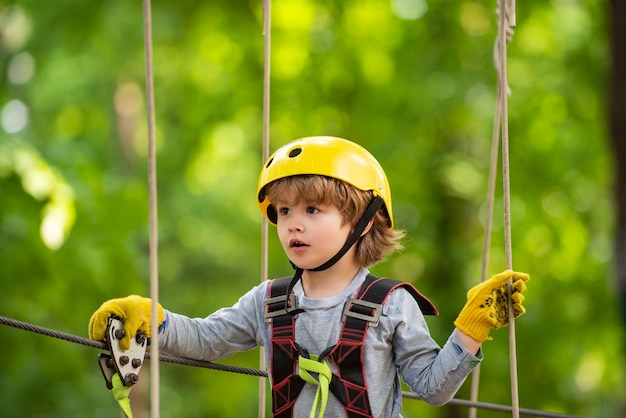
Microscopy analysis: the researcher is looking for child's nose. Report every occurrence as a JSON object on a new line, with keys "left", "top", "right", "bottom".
{"left": 288, "top": 214, "right": 304, "bottom": 232}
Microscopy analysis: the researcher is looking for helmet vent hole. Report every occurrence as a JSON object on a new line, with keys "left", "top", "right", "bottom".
{"left": 265, "top": 157, "right": 274, "bottom": 168}
{"left": 288, "top": 147, "right": 302, "bottom": 158}
{"left": 267, "top": 205, "right": 278, "bottom": 224}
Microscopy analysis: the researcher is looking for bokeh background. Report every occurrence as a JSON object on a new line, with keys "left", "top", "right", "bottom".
{"left": 1, "top": 0, "right": 624, "bottom": 417}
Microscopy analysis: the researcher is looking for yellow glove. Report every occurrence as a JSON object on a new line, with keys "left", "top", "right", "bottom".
{"left": 454, "top": 270, "right": 529, "bottom": 342}
{"left": 88, "top": 295, "right": 164, "bottom": 350}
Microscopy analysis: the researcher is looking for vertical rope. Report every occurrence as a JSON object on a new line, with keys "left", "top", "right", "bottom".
{"left": 258, "top": 1, "right": 272, "bottom": 417}
{"left": 142, "top": 1, "right": 160, "bottom": 417}
{"left": 468, "top": 105, "right": 502, "bottom": 418}
{"left": 469, "top": 1, "right": 518, "bottom": 416}
{"left": 495, "top": 0, "right": 520, "bottom": 417}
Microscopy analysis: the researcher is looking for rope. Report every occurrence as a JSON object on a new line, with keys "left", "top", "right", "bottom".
{"left": 259, "top": 1, "right": 273, "bottom": 416}
{"left": 492, "top": 0, "right": 521, "bottom": 417}
{"left": 468, "top": 95, "right": 504, "bottom": 418}
{"left": 142, "top": 1, "right": 161, "bottom": 417}
{"left": 0, "top": 315, "right": 582, "bottom": 417}
{"left": 469, "top": 1, "right": 518, "bottom": 417}
{"left": 495, "top": 1, "right": 521, "bottom": 417}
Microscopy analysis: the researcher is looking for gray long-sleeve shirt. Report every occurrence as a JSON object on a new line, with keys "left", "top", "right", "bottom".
{"left": 159, "top": 267, "right": 481, "bottom": 417}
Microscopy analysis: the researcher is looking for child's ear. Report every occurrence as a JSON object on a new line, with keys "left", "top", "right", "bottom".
{"left": 360, "top": 219, "right": 374, "bottom": 237}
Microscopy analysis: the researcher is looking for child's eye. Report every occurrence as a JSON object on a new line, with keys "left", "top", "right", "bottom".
{"left": 278, "top": 207, "right": 290, "bottom": 216}
{"left": 306, "top": 206, "right": 319, "bottom": 214}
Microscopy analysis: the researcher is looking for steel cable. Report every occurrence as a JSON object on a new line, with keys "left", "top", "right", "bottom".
{"left": 0, "top": 315, "right": 583, "bottom": 417}
{"left": 0, "top": 315, "right": 267, "bottom": 378}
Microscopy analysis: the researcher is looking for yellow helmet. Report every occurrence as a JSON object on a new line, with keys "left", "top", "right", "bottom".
{"left": 257, "top": 136, "right": 393, "bottom": 227}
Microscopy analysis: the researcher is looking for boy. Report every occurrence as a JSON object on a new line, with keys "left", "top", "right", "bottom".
{"left": 89, "top": 136, "right": 529, "bottom": 418}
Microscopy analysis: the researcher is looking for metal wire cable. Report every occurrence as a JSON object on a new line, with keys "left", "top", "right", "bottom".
{"left": 403, "top": 392, "right": 583, "bottom": 418}
{"left": 0, "top": 315, "right": 583, "bottom": 417}
{"left": 0, "top": 315, "right": 267, "bottom": 378}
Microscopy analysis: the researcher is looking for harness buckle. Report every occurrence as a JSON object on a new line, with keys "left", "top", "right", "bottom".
{"left": 264, "top": 294, "right": 300, "bottom": 322}
{"left": 342, "top": 297, "right": 383, "bottom": 327}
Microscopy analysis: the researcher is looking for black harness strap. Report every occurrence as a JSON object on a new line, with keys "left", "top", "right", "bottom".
{"left": 322, "top": 275, "right": 438, "bottom": 417}
{"left": 265, "top": 275, "right": 438, "bottom": 418}
{"left": 266, "top": 278, "right": 306, "bottom": 418}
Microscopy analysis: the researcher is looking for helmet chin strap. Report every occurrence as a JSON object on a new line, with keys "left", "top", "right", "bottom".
{"left": 283, "top": 196, "right": 385, "bottom": 315}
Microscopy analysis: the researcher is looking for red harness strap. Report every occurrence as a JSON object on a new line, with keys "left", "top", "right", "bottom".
{"left": 264, "top": 275, "right": 438, "bottom": 418}
{"left": 266, "top": 278, "right": 306, "bottom": 418}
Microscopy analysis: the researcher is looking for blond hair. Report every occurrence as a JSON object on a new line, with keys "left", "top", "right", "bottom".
{"left": 265, "top": 175, "right": 404, "bottom": 267}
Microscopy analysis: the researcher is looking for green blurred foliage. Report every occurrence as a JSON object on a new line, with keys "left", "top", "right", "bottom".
{"left": 0, "top": 0, "right": 623, "bottom": 417}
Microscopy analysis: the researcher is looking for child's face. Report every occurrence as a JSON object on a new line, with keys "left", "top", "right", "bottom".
{"left": 274, "top": 192, "right": 352, "bottom": 270}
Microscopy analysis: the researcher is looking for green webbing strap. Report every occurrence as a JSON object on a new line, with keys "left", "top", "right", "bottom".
{"left": 298, "top": 355, "right": 332, "bottom": 418}
{"left": 111, "top": 373, "right": 134, "bottom": 418}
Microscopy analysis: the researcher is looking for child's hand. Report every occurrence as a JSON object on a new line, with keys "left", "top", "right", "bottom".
{"left": 88, "top": 295, "right": 164, "bottom": 350}
{"left": 454, "top": 270, "right": 529, "bottom": 342}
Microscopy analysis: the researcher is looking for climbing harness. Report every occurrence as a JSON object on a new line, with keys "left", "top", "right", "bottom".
{"left": 298, "top": 355, "right": 333, "bottom": 418}
{"left": 264, "top": 274, "right": 438, "bottom": 418}
{"left": 0, "top": 315, "right": 584, "bottom": 418}
{"left": 97, "top": 318, "right": 148, "bottom": 418}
